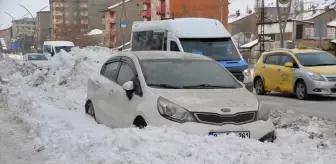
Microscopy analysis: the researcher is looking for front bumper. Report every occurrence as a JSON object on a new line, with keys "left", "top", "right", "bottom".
{"left": 155, "top": 118, "right": 275, "bottom": 141}
{"left": 307, "top": 80, "right": 336, "bottom": 95}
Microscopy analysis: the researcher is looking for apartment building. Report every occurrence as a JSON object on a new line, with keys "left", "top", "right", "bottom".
{"left": 50, "top": 0, "right": 89, "bottom": 41}
{"left": 11, "top": 17, "right": 36, "bottom": 38}
{"left": 88, "top": 0, "right": 114, "bottom": 30}
{"left": 36, "top": 11, "right": 52, "bottom": 46}
{"left": 103, "top": 0, "right": 142, "bottom": 48}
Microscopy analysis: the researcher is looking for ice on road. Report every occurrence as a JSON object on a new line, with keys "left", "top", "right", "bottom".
{"left": 1, "top": 48, "right": 336, "bottom": 164}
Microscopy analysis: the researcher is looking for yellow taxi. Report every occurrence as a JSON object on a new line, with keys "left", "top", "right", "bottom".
{"left": 253, "top": 47, "right": 336, "bottom": 100}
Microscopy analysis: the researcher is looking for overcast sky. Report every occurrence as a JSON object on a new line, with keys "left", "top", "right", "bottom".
{"left": 0, "top": 0, "right": 49, "bottom": 30}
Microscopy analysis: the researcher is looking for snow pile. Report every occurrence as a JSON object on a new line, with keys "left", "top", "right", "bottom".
{"left": 2, "top": 47, "right": 336, "bottom": 163}
{"left": 87, "top": 29, "right": 103, "bottom": 36}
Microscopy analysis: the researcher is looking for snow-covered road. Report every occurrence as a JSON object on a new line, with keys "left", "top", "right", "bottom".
{"left": 0, "top": 106, "right": 46, "bottom": 164}
{"left": 1, "top": 48, "right": 336, "bottom": 164}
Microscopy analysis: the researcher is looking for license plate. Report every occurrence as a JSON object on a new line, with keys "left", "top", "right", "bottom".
{"left": 209, "top": 131, "right": 250, "bottom": 139}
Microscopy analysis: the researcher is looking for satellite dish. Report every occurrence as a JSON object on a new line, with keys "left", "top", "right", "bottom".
{"left": 278, "top": 0, "right": 290, "bottom": 5}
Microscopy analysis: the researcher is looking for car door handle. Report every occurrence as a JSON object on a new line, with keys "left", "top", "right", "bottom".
{"left": 108, "top": 90, "right": 114, "bottom": 95}
{"left": 262, "top": 65, "right": 266, "bottom": 68}
{"left": 277, "top": 69, "right": 281, "bottom": 72}
{"left": 94, "top": 80, "right": 101, "bottom": 88}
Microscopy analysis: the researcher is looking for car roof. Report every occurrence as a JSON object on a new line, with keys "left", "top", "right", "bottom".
{"left": 25, "top": 53, "right": 45, "bottom": 55}
{"left": 263, "top": 48, "right": 323, "bottom": 55}
{"left": 126, "top": 51, "right": 213, "bottom": 61}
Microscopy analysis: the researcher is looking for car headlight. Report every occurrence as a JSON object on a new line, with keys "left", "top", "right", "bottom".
{"left": 157, "top": 97, "right": 196, "bottom": 123}
{"left": 256, "top": 99, "right": 270, "bottom": 121}
{"left": 243, "top": 68, "right": 251, "bottom": 76}
{"left": 307, "top": 72, "right": 325, "bottom": 81}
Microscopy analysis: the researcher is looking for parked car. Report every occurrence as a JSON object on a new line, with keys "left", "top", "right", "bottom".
{"left": 85, "top": 51, "right": 275, "bottom": 142}
{"left": 253, "top": 47, "right": 336, "bottom": 100}
{"left": 23, "top": 53, "right": 48, "bottom": 67}
{"left": 43, "top": 41, "right": 75, "bottom": 57}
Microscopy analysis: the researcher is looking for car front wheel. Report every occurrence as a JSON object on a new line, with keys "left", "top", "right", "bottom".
{"left": 295, "top": 81, "right": 309, "bottom": 100}
{"left": 254, "top": 77, "right": 266, "bottom": 95}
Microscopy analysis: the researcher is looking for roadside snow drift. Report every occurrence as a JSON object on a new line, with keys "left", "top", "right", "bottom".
{"left": 1, "top": 48, "right": 336, "bottom": 164}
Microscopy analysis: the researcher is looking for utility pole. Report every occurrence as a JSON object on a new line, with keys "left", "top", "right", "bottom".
{"left": 276, "top": 0, "right": 293, "bottom": 48}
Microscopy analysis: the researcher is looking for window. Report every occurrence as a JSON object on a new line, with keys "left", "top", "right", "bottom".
{"left": 103, "top": 62, "right": 120, "bottom": 81}
{"left": 264, "top": 55, "right": 279, "bottom": 65}
{"left": 117, "top": 63, "right": 134, "bottom": 85}
{"left": 131, "top": 31, "right": 165, "bottom": 51}
{"left": 170, "top": 41, "right": 180, "bottom": 51}
{"left": 278, "top": 54, "right": 294, "bottom": 66}
{"left": 179, "top": 38, "right": 241, "bottom": 61}
{"left": 295, "top": 52, "right": 336, "bottom": 66}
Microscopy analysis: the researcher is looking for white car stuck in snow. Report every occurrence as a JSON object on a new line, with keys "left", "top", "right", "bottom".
{"left": 85, "top": 51, "right": 276, "bottom": 142}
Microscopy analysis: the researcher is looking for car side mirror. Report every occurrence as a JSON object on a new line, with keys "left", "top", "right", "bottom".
{"left": 284, "top": 62, "right": 293, "bottom": 68}
{"left": 122, "top": 81, "right": 134, "bottom": 100}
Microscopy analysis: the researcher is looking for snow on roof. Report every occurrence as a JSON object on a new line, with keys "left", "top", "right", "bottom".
{"left": 240, "top": 39, "right": 258, "bottom": 49}
{"left": 44, "top": 41, "right": 75, "bottom": 46}
{"left": 108, "top": 0, "right": 132, "bottom": 10}
{"left": 328, "top": 18, "right": 336, "bottom": 27}
{"left": 228, "top": 12, "right": 254, "bottom": 24}
{"left": 295, "top": 10, "right": 326, "bottom": 21}
{"left": 87, "top": 29, "right": 103, "bottom": 36}
{"left": 314, "top": 0, "right": 336, "bottom": 10}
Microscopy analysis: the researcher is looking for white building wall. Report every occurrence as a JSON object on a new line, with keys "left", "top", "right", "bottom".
{"left": 258, "top": 22, "right": 294, "bottom": 34}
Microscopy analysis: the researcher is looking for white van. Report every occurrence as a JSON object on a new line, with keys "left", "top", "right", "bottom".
{"left": 130, "top": 18, "right": 253, "bottom": 91}
{"left": 43, "top": 41, "right": 75, "bottom": 56}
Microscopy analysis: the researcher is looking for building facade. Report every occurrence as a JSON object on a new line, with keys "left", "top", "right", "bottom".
{"left": 103, "top": 0, "right": 142, "bottom": 48}
{"left": 36, "top": 11, "right": 52, "bottom": 47}
{"left": 88, "top": 0, "right": 114, "bottom": 30}
{"left": 104, "top": 0, "right": 229, "bottom": 48}
{"left": 11, "top": 18, "right": 35, "bottom": 39}
{"left": 50, "top": 0, "right": 89, "bottom": 41}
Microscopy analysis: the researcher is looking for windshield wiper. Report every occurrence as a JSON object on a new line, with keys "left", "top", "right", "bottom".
{"left": 147, "top": 83, "right": 183, "bottom": 89}
{"left": 183, "top": 84, "right": 236, "bottom": 89}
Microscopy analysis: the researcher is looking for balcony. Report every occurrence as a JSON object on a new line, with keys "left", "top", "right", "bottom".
{"left": 142, "top": 10, "right": 151, "bottom": 18}
{"left": 109, "top": 17, "right": 116, "bottom": 24}
{"left": 156, "top": 4, "right": 166, "bottom": 16}
{"left": 142, "top": 0, "right": 150, "bottom": 5}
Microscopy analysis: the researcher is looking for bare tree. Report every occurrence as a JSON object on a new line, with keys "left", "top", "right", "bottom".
{"left": 276, "top": 0, "right": 293, "bottom": 48}
{"left": 216, "top": 0, "right": 225, "bottom": 23}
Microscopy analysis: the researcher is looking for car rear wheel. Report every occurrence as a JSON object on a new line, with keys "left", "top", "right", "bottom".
{"left": 86, "top": 101, "right": 96, "bottom": 120}
{"left": 295, "top": 81, "right": 309, "bottom": 100}
{"left": 254, "top": 77, "right": 266, "bottom": 95}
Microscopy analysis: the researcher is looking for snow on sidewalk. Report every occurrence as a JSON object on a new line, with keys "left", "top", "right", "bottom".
{"left": 2, "top": 47, "right": 336, "bottom": 164}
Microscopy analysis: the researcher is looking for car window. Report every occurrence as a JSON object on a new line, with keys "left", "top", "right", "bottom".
{"left": 170, "top": 41, "right": 180, "bottom": 51}
{"left": 264, "top": 55, "right": 279, "bottom": 65}
{"left": 103, "top": 62, "right": 120, "bottom": 81}
{"left": 117, "top": 62, "right": 134, "bottom": 85}
{"left": 278, "top": 54, "right": 294, "bottom": 66}
{"left": 295, "top": 52, "right": 336, "bottom": 66}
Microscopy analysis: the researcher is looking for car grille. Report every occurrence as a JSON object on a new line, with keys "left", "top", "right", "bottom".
{"left": 193, "top": 112, "right": 256, "bottom": 125}
{"left": 327, "top": 77, "right": 336, "bottom": 82}
{"left": 230, "top": 71, "right": 244, "bottom": 82}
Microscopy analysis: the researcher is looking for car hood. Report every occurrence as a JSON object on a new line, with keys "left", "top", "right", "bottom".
{"left": 150, "top": 88, "right": 258, "bottom": 114}
{"left": 305, "top": 66, "right": 336, "bottom": 74}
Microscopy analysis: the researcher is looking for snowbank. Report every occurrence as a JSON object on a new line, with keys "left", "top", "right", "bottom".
{"left": 2, "top": 47, "right": 336, "bottom": 163}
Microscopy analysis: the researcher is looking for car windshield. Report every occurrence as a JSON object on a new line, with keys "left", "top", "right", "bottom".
{"left": 179, "top": 38, "right": 241, "bottom": 61}
{"left": 27, "top": 54, "right": 48, "bottom": 60}
{"left": 55, "top": 46, "right": 73, "bottom": 53}
{"left": 140, "top": 59, "right": 242, "bottom": 89}
{"left": 295, "top": 52, "right": 336, "bottom": 66}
